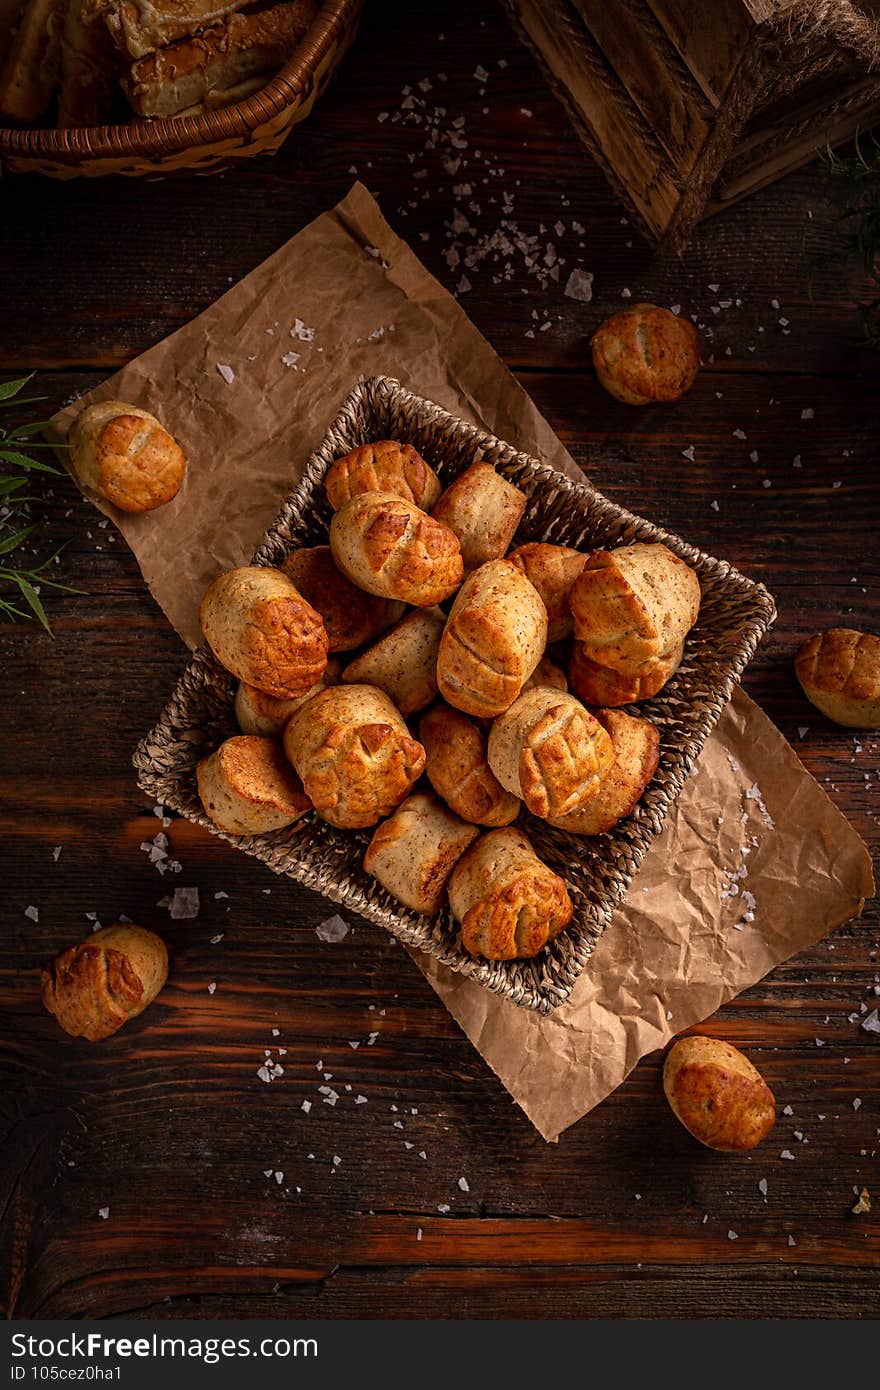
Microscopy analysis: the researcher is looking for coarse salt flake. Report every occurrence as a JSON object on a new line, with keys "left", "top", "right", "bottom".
{"left": 216, "top": 363, "right": 235, "bottom": 384}
{"left": 316, "top": 915, "right": 349, "bottom": 942}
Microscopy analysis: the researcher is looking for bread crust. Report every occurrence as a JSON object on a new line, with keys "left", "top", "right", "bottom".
{"left": 283, "top": 684, "right": 426, "bottom": 829}
{"left": 41, "top": 923, "right": 168, "bottom": 1042}
{"left": 522, "top": 654, "right": 567, "bottom": 694}
{"left": 330, "top": 491, "right": 463, "bottom": 607}
{"left": 436, "top": 559, "right": 547, "bottom": 718}
{"left": 663, "top": 1036, "right": 776, "bottom": 1151}
{"left": 281, "top": 545, "right": 403, "bottom": 652}
{"left": 569, "top": 542, "right": 700, "bottom": 676}
{"left": 364, "top": 793, "right": 479, "bottom": 915}
{"left": 569, "top": 640, "right": 683, "bottom": 706}
{"left": 342, "top": 607, "right": 445, "bottom": 716}
{"left": 325, "top": 439, "right": 441, "bottom": 512}
{"left": 545, "top": 708, "right": 659, "bottom": 834}
{"left": 448, "top": 827, "right": 573, "bottom": 960}
{"left": 508, "top": 542, "right": 586, "bottom": 642}
{"left": 795, "top": 628, "right": 880, "bottom": 729}
{"left": 199, "top": 565, "right": 328, "bottom": 700}
{"left": 197, "top": 735, "right": 311, "bottom": 834}
{"left": 420, "top": 703, "right": 520, "bottom": 827}
{"left": 69, "top": 400, "right": 186, "bottom": 513}
{"left": 591, "top": 303, "right": 700, "bottom": 405}
{"left": 234, "top": 657, "right": 341, "bottom": 737}
{"left": 431, "top": 461, "right": 526, "bottom": 572}
{"left": 488, "top": 687, "right": 615, "bottom": 820}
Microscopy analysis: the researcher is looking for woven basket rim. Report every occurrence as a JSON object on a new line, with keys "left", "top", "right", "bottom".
{"left": 133, "top": 374, "right": 776, "bottom": 1013}
{"left": 0, "top": 0, "right": 361, "bottom": 163}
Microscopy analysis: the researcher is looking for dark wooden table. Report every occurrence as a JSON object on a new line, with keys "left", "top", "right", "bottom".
{"left": 1, "top": 0, "right": 878, "bottom": 1321}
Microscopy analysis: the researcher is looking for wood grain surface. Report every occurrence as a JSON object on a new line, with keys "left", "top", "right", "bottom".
{"left": 0, "top": 0, "right": 878, "bottom": 1321}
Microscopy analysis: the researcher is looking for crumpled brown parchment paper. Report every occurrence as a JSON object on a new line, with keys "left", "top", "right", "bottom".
{"left": 51, "top": 182, "right": 874, "bottom": 1141}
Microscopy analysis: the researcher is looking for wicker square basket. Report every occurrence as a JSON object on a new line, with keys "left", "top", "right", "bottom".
{"left": 0, "top": 0, "right": 362, "bottom": 179}
{"left": 133, "top": 375, "right": 775, "bottom": 1013}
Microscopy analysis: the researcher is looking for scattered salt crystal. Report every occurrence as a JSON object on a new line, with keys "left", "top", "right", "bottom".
{"left": 733, "top": 428, "right": 747, "bottom": 440}
{"left": 814, "top": 1038, "right": 825, "bottom": 1047}
{"left": 275, "top": 1171, "right": 283, "bottom": 1185}
{"left": 861, "top": 1008, "right": 880, "bottom": 1033}
{"left": 780, "top": 1149, "right": 795, "bottom": 1160}
{"left": 749, "top": 450, "right": 759, "bottom": 463}
{"left": 801, "top": 407, "right": 814, "bottom": 420}
{"left": 417, "top": 1228, "right": 423, "bottom": 1241}
{"left": 788, "top": 1235, "right": 797, "bottom": 1247}
{"left": 710, "top": 499, "right": 719, "bottom": 511}
{"left": 367, "top": 1031, "right": 379, "bottom": 1046}
{"left": 301, "top": 1100, "right": 311, "bottom": 1114}
{"left": 457, "top": 275, "right": 472, "bottom": 294}
{"left": 670, "top": 304, "right": 681, "bottom": 315}
{"left": 97, "top": 1207, "right": 109, "bottom": 1220}
{"left": 333, "top": 1156, "right": 341, "bottom": 1167}
{"left": 782, "top": 1105, "right": 794, "bottom": 1116}
{"left": 160, "top": 887, "right": 199, "bottom": 920}
{"left": 316, "top": 915, "right": 349, "bottom": 943}
{"left": 355, "top": 1095, "right": 368, "bottom": 1105}
{"left": 290, "top": 319, "right": 315, "bottom": 342}
{"left": 216, "top": 363, "right": 235, "bottom": 384}
{"left": 207, "top": 982, "right": 216, "bottom": 995}
{"left": 853, "top": 1098, "right": 862, "bottom": 1111}
{"left": 758, "top": 1178, "right": 768, "bottom": 1196}
{"left": 437, "top": 1204, "right": 450, "bottom": 1213}
{"left": 621, "top": 287, "right": 631, "bottom": 298}
{"left": 349, "top": 1041, "right": 360, "bottom": 1050}
{"left": 728, "top": 1230, "right": 738, "bottom": 1240}
{"left": 797, "top": 726, "right": 808, "bottom": 739}
{"left": 24, "top": 905, "right": 38, "bottom": 922}
{"left": 474, "top": 64, "right": 489, "bottom": 82}
{"left": 214, "top": 891, "right": 229, "bottom": 900}
{"left": 52, "top": 846, "right": 62, "bottom": 861}
{"left": 281, "top": 351, "right": 300, "bottom": 369}
{"left": 681, "top": 446, "right": 695, "bottom": 461}
{"left": 563, "top": 268, "right": 593, "bottom": 302}
{"left": 458, "top": 1176, "right": 470, "bottom": 1192}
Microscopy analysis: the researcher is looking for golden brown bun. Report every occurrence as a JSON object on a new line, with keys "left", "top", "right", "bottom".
{"left": 794, "top": 628, "right": 880, "bottom": 729}
{"left": 546, "top": 708, "right": 659, "bottom": 834}
{"left": 523, "top": 654, "right": 567, "bottom": 694}
{"left": 234, "top": 657, "right": 342, "bottom": 737}
{"left": 99, "top": 0, "right": 252, "bottom": 58}
{"left": 568, "top": 641, "right": 683, "bottom": 706}
{"left": 329, "top": 492, "right": 463, "bottom": 607}
{"left": 569, "top": 543, "right": 700, "bottom": 676}
{"left": 364, "top": 793, "right": 479, "bottom": 915}
{"left": 591, "top": 303, "right": 700, "bottom": 405}
{"left": 431, "top": 461, "right": 526, "bottom": 572}
{"left": 199, "top": 566, "right": 328, "bottom": 700}
{"left": 41, "top": 923, "right": 168, "bottom": 1042}
{"left": 420, "top": 703, "right": 520, "bottom": 827}
{"left": 281, "top": 545, "right": 403, "bottom": 652}
{"left": 283, "top": 684, "right": 425, "bottom": 829}
{"left": 436, "top": 559, "right": 547, "bottom": 718}
{"left": 663, "top": 1036, "right": 776, "bottom": 1151}
{"left": 508, "top": 542, "right": 586, "bottom": 642}
{"left": 342, "top": 607, "right": 445, "bottom": 716}
{"left": 69, "top": 400, "right": 186, "bottom": 513}
{"left": 487, "top": 687, "right": 615, "bottom": 820}
{"left": 197, "top": 735, "right": 311, "bottom": 834}
{"left": 325, "top": 439, "right": 441, "bottom": 512}
{"left": 448, "top": 827, "right": 573, "bottom": 960}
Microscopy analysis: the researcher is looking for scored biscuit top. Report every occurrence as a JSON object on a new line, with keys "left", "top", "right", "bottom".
{"left": 449, "top": 827, "right": 573, "bottom": 960}
{"left": 437, "top": 559, "right": 548, "bottom": 716}
{"left": 325, "top": 439, "right": 441, "bottom": 511}
{"left": 546, "top": 708, "right": 660, "bottom": 834}
{"left": 569, "top": 542, "right": 700, "bottom": 676}
{"left": 420, "top": 704, "right": 521, "bottom": 827}
{"left": 795, "top": 628, "right": 880, "bottom": 699}
{"left": 568, "top": 639, "right": 683, "bottom": 707}
{"left": 199, "top": 566, "right": 329, "bottom": 700}
{"left": 40, "top": 923, "right": 168, "bottom": 1042}
{"left": 330, "top": 492, "right": 463, "bottom": 605}
{"left": 592, "top": 303, "right": 701, "bottom": 404}
{"left": 283, "top": 684, "right": 426, "bottom": 829}
{"left": 488, "top": 687, "right": 615, "bottom": 820}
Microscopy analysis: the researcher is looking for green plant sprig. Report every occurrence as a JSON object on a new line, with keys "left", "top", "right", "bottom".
{"left": 810, "top": 132, "right": 880, "bottom": 350}
{"left": 0, "top": 374, "right": 79, "bottom": 635}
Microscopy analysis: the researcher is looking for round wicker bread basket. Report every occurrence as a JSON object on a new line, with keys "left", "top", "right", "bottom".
{"left": 0, "top": 0, "right": 363, "bottom": 178}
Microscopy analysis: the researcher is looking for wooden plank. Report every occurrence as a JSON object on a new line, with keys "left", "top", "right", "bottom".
{"left": 643, "top": 0, "right": 761, "bottom": 104}
{"left": 507, "top": 0, "right": 683, "bottom": 239}
{"left": 569, "top": 0, "right": 713, "bottom": 175}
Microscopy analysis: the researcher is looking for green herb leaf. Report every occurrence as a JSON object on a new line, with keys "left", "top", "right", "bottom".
{"left": 15, "top": 576, "right": 52, "bottom": 634}
{"left": 0, "top": 375, "right": 34, "bottom": 402}
{"left": 0, "top": 449, "right": 60, "bottom": 473}
{"left": 0, "top": 525, "right": 37, "bottom": 556}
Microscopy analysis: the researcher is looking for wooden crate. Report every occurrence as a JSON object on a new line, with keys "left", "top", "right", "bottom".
{"left": 503, "top": 0, "right": 880, "bottom": 251}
